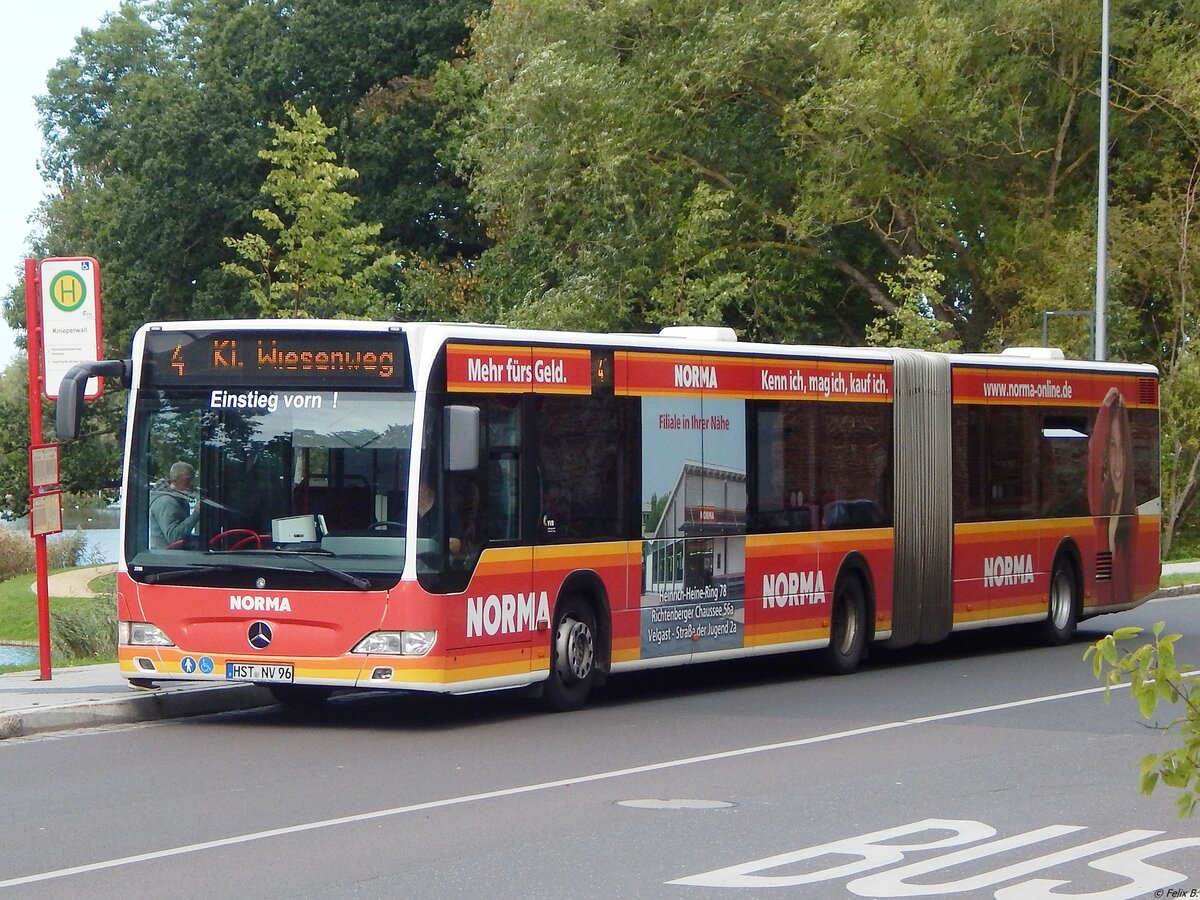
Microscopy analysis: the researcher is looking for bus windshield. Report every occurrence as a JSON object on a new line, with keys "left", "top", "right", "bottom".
{"left": 125, "top": 388, "right": 415, "bottom": 585}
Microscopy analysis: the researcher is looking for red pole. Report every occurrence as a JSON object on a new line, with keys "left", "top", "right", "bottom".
{"left": 24, "top": 258, "right": 52, "bottom": 681}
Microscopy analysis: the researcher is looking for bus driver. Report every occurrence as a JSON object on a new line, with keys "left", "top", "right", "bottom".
{"left": 150, "top": 462, "right": 200, "bottom": 548}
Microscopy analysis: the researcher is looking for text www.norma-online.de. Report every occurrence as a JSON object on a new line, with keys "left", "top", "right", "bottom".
{"left": 981, "top": 380, "right": 1074, "bottom": 400}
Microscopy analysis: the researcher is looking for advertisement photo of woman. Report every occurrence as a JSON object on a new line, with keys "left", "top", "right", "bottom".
{"left": 1088, "top": 387, "right": 1136, "bottom": 604}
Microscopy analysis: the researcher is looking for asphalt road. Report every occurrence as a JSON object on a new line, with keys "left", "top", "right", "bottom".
{"left": 4, "top": 594, "right": 1200, "bottom": 899}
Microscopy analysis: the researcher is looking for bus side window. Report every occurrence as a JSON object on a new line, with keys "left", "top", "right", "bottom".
{"left": 485, "top": 397, "right": 522, "bottom": 543}
{"left": 536, "top": 394, "right": 636, "bottom": 542}
{"left": 749, "top": 402, "right": 819, "bottom": 533}
{"left": 488, "top": 454, "right": 521, "bottom": 541}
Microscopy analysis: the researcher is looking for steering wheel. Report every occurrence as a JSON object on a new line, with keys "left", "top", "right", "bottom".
{"left": 210, "top": 529, "right": 264, "bottom": 551}
{"left": 369, "top": 521, "right": 405, "bottom": 532}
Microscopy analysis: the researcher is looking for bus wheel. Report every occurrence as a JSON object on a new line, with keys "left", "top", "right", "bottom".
{"left": 542, "top": 596, "right": 598, "bottom": 712}
{"left": 1039, "top": 558, "right": 1079, "bottom": 646}
{"left": 268, "top": 684, "right": 332, "bottom": 709}
{"left": 823, "top": 575, "right": 867, "bottom": 675}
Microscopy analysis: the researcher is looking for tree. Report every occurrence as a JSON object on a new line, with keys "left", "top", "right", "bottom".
{"left": 1162, "top": 351, "right": 1200, "bottom": 557}
{"left": 443, "top": 0, "right": 1200, "bottom": 354}
{"left": 14, "top": 0, "right": 488, "bottom": 351}
{"left": 1087, "top": 624, "right": 1200, "bottom": 818}
{"left": 1147, "top": 157, "right": 1200, "bottom": 555}
{"left": 0, "top": 358, "right": 122, "bottom": 517}
{"left": 2, "top": 0, "right": 487, "bottom": 504}
{"left": 223, "top": 103, "right": 399, "bottom": 319}
{"left": 865, "top": 257, "right": 963, "bottom": 353}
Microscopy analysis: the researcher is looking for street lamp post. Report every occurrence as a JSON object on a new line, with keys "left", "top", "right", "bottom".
{"left": 1094, "top": 0, "right": 1110, "bottom": 361}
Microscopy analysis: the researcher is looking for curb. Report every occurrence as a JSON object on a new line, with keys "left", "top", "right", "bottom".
{"left": 0, "top": 683, "right": 275, "bottom": 740}
{"left": 1148, "top": 585, "right": 1200, "bottom": 600}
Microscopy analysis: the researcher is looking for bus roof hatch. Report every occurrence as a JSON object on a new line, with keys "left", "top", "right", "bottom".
{"left": 658, "top": 325, "right": 738, "bottom": 342}
{"left": 1000, "top": 347, "right": 1066, "bottom": 360}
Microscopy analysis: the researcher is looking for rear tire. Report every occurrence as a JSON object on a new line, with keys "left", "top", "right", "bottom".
{"left": 541, "top": 596, "right": 598, "bottom": 712}
{"left": 1038, "top": 556, "right": 1079, "bottom": 646}
{"left": 822, "top": 575, "right": 867, "bottom": 675}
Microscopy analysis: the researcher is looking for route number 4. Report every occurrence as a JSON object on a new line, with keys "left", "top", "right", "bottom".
{"left": 671, "top": 818, "right": 1200, "bottom": 898}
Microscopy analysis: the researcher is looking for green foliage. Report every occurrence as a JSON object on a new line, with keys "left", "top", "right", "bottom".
{"left": 50, "top": 594, "right": 117, "bottom": 661}
{"left": 0, "top": 526, "right": 84, "bottom": 583}
{"left": 441, "top": 0, "right": 1200, "bottom": 352}
{"left": 1087, "top": 623, "right": 1200, "bottom": 817}
{"left": 13, "top": 0, "right": 486, "bottom": 353}
{"left": 0, "top": 563, "right": 104, "bottom": 657}
{"left": 1165, "top": 527, "right": 1200, "bottom": 562}
{"left": 0, "top": 356, "right": 124, "bottom": 517}
{"left": 1, "top": 0, "right": 484, "bottom": 504}
{"left": 223, "top": 102, "right": 400, "bottom": 319}
{"left": 0, "top": 530, "right": 37, "bottom": 583}
{"left": 1163, "top": 351, "right": 1200, "bottom": 555}
{"left": 866, "top": 257, "right": 964, "bottom": 353}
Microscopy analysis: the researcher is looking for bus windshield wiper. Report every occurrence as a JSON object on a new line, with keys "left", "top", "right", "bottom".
{"left": 143, "top": 564, "right": 234, "bottom": 584}
{"left": 263, "top": 551, "right": 372, "bottom": 591}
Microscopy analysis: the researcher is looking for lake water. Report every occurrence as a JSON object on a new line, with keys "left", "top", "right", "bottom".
{"left": 7, "top": 505, "right": 120, "bottom": 565}
{"left": 63, "top": 527, "right": 120, "bottom": 565}
{"left": 0, "top": 506, "right": 119, "bottom": 668}
{"left": 0, "top": 643, "right": 37, "bottom": 666}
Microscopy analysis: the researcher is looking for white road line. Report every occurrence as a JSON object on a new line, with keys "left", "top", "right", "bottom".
{"left": 0, "top": 679, "right": 1135, "bottom": 889}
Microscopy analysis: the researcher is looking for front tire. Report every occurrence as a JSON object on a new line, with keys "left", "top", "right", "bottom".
{"left": 822, "top": 575, "right": 868, "bottom": 675}
{"left": 1038, "top": 556, "right": 1079, "bottom": 646}
{"left": 541, "top": 596, "right": 598, "bottom": 712}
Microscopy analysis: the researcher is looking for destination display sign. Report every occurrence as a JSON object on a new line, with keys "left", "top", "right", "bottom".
{"left": 142, "top": 330, "right": 409, "bottom": 388}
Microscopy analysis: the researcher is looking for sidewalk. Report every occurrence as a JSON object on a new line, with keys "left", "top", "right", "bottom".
{"left": 1162, "top": 561, "right": 1200, "bottom": 577}
{"left": 1, "top": 565, "right": 275, "bottom": 739}
{"left": 0, "top": 664, "right": 274, "bottom": 740}
{"left": 32, "top": 564, "right": 116, "bottom": 599}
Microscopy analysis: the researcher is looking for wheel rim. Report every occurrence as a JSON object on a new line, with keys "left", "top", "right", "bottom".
{"left": 559, "top": 618, "right": 594, "bottom": 682}
{"left": 836, "top": 602, "right": 859, "bottom": 656}
{"left": 1050, "top": 570, "right": 1073, "bottom": 630}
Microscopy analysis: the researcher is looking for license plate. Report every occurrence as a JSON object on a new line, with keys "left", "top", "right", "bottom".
{"left": 226, "top": 662, "right": 294, "bottom": 683}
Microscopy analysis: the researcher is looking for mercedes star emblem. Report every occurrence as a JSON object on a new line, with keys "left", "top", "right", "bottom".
{"left": 248, "top": 621, "right": 273, "bottom": 650}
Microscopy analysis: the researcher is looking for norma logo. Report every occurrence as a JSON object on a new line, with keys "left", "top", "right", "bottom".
{"left": 466, "top": 591, "right": 550, "bottom": 638}
{"left": 674, "top": 364, "right": 718, "bottom": 389}
{"left": 761, "top": 571, "right": 827, "bottom": 608}
{"left": 983, "top": 554, "right": 1035, "bottom": 587}
{"left": 230, "top": 594, "right": 292, "bottom": 612}
{"left": 47, "top": 270, "right": 87, "bottom": 313}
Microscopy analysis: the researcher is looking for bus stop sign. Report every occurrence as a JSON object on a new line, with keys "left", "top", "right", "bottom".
{"left": 40, "top": 257, "right": 103, "bottom": 400}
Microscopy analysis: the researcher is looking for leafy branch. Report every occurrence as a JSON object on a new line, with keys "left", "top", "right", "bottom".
{"left": 1086, "top": 623, "right": 1200, "bottom": 817}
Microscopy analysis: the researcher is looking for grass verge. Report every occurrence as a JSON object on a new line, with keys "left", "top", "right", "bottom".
{"left": 0, "top": 568, "right": 116, "bottom": 672}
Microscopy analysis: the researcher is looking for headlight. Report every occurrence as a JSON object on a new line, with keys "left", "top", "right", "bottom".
{"left": 119, "top": 621, "right": 175, "bottom": 647}
{"left": 352, "top": 631, "right": 436, "bottom": 657}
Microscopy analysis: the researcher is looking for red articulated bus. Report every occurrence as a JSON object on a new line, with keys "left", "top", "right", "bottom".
{"left": 57, "top": 321, "right": 1160, "bottom": 709}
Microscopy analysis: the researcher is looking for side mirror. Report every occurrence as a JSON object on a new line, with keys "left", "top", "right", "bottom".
{"left": 56, "top": 359, "right": 131, "bottom": 440}
{"left": 443, "top": 405, "right": 480, "bottom": 471}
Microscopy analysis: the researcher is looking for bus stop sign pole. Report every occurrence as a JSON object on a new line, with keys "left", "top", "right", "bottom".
{"left": 24, "top": 258, "right": 53, "bottom": 680}
{"left": 23, "top": 256, "right": 102, "bottom": 681}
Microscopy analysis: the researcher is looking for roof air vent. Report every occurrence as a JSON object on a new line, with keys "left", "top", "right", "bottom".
{"left": 659, "top": 326, "right": 738, "bottom": 343}
{"left": 999, "top": 347, "right": 1066, "bottom": 360}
